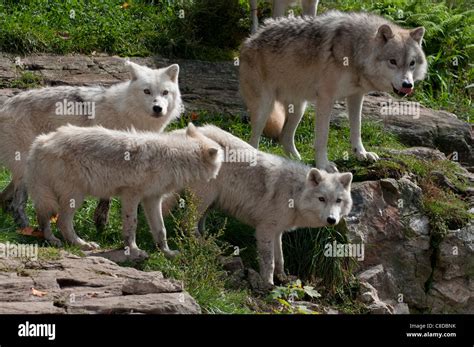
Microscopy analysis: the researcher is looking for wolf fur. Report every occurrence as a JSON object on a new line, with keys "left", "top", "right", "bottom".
{"left": 0, "top": 61, "right": 182, "bottom": 228}
{"left": 249, "top": 0, "right": 319, "bottom": 33}
{"left": 163, "top": 125, "right": 353, "bottom": 287}
{"left": 25, "top": 123, "right": 222, "bottom": 259}
{"left": 240, "top": 10, "right": 427, "bottom": 172}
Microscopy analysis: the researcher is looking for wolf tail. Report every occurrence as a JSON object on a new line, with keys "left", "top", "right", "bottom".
{"left": 260, "top": 101, "right": 286, "bottom": 139}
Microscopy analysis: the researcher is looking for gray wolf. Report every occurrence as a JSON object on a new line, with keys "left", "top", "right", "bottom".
{"left": 250, "top": 0, "right": 319, "bottom": 33}
{"left": 0, "top": 61, "right": 182, "bottom": 228}
{"left": 163, "top": 125, "right": 353, "bottom": 288}
{"left": 240, "top": 10, "right": 427, "bottom": 172}
{"left": 25, "top": 123, "right": 222, "bottom": 259}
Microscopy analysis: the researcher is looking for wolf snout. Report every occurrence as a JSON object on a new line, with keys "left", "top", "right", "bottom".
{"left": 327, "top": 217, "right": 337, "bottom": 225}
{"left": 153, "top": 105, "right": 163, "bottom": 114}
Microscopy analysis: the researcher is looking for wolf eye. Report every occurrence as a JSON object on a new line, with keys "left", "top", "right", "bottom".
{"left": 336, "top": 198, "right": 342, "bottom": 203}
{"left": 162, "top": 90, "right": 169, "bottom": 96}
{"left": 410, "top": 60, "right": 416, "bottom": 67}
{"left": 389, "top": 59, "right": 397, "bottom": 65}
{"left": 318, "top": 197, "right": 325, "bottom": 202}
{"left": 143, "top": 89, "right": 151, "bottom": 95}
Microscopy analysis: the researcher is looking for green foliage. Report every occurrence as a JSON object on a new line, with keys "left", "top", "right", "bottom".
{"left": 269, "top": 279, "right": 321, "bottom": 314}
{"left": 9, "top": 71, "right": 43, "bottom": 89}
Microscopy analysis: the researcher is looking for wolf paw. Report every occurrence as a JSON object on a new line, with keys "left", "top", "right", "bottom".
{"left": 355, "top": 150, "right": 380, "bottom": 161}
{"left": 46, "top": 236, "right": 63, "bottom": 248}
{"left": 161, "top": 248, "right": 180, "bottom": 259}
{"left": 130, "top": 249, "right": 149, "bottom": 261}
{"left": 319, "top": 161, "right": 339, "bottom": 173}
{"left": 78, "top": 241, "right": 100, "bottom": 251}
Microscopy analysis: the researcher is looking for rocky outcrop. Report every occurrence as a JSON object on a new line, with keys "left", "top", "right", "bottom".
{"left": 0, "top": 248, "right": 200, "bottom": 314}
{"left": 343, "top": 161, "right": 473, "bottom": 313}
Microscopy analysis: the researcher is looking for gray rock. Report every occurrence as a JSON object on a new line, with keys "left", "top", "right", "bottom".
{"left": 0, "top": 245, "right": 200, "bottom": 314}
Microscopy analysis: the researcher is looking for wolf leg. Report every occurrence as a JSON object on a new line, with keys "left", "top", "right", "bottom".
{"left": 121, "top": 195, "right": 148, "bottom": 260}
{"left": 250, "top": 0, "right": 259, "bottom": 33}
{"left": 0, "top": 181, "right": 14, "bottom": 210}
{"left": 272, "top": 0, "right": 287, "bottom": 18}
{"left": 11, "top": 181, "right": 29, "bottom": 228}
{"left": 57, "top": 197, "right": 99, "bottom": 250}
{"left": 249, "top": 92, "right": 275, "bottom": 149}
{"left": 37, "top": 211, "right": 62, "bottom": 247}
{"left": 93, "top": 198, "right": 111, "bottom": 232}
{"left": 314, "top": 97, "right": 338, "bottom": 172}
{"left": 142, "top": 195, "right": 178, "bottom": 258}
{"left": 279, "top": 101, "right": 306, "bottom": 160}
{"left": 347, "top": 94, "right": 379, "bottom": 161}
{"left": 273, "top": 231, "right": 286, "bottom": 278}
{"left": 256, "top": 228, "right": 276, "bottom": 288}
{"left": 302, "top": 0, "right": 319, "bottom": 16}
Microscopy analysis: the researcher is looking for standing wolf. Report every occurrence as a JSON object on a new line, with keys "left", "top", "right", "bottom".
{"left": 0, "top": 61, "right": 182, "bottom": 228}
{"left": 25, "top": 124, "right": 222, "bottom": 258}
{"left": 163, "top": 125, "right": 353, "bottom": 288}
{"left": 240, "top": 11, "right": 427, "bottom": 172}
{"left": 249, "top": 0, "right": 319, "bottom": 33}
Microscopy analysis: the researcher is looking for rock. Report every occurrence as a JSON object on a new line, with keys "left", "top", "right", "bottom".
{"left": 359, "top": 282, "right": 393, "bottom": 314}
{"left": 345, "top": 179, "right": 474, "bottom": 313}
{"left": 0, "top": 245, "right": 200, "bottom": 314}
{"left": 386, "top": 147, "right": 447, "bottom": 161}
{"left": 332, "top": 96, "right": 473, "bottom": 166}
{"left": 220, "top": 256, "right": 244, "bottom": 273}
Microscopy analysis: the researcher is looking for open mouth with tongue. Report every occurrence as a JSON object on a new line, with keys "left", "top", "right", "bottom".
{"left": 392, "top": 84, "right": 414, "bottom": 97}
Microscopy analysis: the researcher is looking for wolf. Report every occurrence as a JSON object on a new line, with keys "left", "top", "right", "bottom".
{"left": 240, "top": 10, "right": 427, "bottom": 172}
{"left": 0, "top": 61, "right": 182, "bottom": 228}
{"left": 249, "top": 0, "right": 319, "bottom": 33}
{"left": 163, "top": 125, "right": 353, "bottom": 288}
{"left": 25, "top": 123, "right": 222, "bottom": 259}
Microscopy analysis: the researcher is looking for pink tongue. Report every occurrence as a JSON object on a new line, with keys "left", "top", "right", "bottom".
{"left": 400, "top": 87, "right": 414, "bottom": 95}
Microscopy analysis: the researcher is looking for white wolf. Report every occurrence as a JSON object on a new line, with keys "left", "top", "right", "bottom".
{"left": 163, "top": 125, "right": 353, "bottom": 288}
{"left": 0, "top": 61, "right": 182, "bottom": 228}
{"left": 25, "top": 123, "right": 222, "bottom": 259}
{"left": 240, "top": 11, "right": 427, "bottom": 172}
{"left": 249, "top": 0, "right": 319, "bottom": 33}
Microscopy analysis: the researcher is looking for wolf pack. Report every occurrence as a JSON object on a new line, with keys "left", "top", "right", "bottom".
{"left": 0, "top": 8, "right": 427, "bottom": 289}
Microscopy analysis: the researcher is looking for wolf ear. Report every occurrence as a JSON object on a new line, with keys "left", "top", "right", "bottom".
{"left": 376, "top": 24, "right": 394, "bottom": 42}
{"left": 307, "top": 168, "right": 324, "bottom": 187}
{"left": 207, "top": 147, "right": 219, "bottom": 159}
{"left": 410, "top": 27, "right": 425, "bottom": 45}
{"left": 127, "top": 61, "right": 143, "bottom": 81}
{"left": 165, "top": 64, "right": 180, "bottom": 83}
{"left": 186, "top": 122, "right": 198, "bottom": 137}
{"left": 339, "top": 172, "right": 353, "bottom": 190}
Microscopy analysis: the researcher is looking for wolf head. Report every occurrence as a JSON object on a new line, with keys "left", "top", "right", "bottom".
{"left": 299, "top": 168, "right": 353, "bottom": 227}
{"left": 369, "top": 24, "right": 427, "bottom": 97}
{"left": 126, "top": 61, "right": 182, "bottom": 119}
{"left": 185, "top": 123, "right": 223, "bottom": 182}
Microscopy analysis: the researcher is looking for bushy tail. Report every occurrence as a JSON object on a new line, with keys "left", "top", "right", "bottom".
{"left": 261, "top": 101, "right": 286, "bottom": 139}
